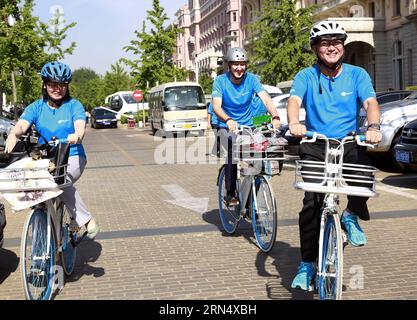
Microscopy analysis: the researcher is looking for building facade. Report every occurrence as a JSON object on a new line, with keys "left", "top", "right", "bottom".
{"left": 174, "top": 0, "right": 417, "bottom": 91}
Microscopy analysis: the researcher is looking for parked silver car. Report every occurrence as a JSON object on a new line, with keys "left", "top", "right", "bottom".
{"left": 359, "top": 91, "right": 417, "bottom": 169}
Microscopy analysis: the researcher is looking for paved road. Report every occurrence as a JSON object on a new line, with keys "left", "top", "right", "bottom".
{"left": 1, "top": 125, "right": 417, "bottom": 300}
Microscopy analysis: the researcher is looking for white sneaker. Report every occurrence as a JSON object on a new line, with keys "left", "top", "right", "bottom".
{"left": 86, "top": 218, "right": 99, "bottom": 240}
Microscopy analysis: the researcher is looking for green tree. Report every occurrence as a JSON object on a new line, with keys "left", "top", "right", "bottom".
{"left": 70, "top": 67, "right": 103, "bottom": 110}
{"left": 39, "top": 5, "right": 76, "bottom": 60}
{"left": 248, "top": 0, "right": 316, "bottom": 85}
{"left": 0, "top": 0, "right": 76, "bottom": 109}
{"left": 123, "top": 0, "right": 187, "bottom": 91}
{"left": 199, "top": 69, "right": 214, "bottom": 95}
{"left": 102, "top": 61, "right": 134, "bottom": 97}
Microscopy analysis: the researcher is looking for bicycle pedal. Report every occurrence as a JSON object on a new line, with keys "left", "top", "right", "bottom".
{"left": 342, "top": 230, "right": 349, "bottom": 248}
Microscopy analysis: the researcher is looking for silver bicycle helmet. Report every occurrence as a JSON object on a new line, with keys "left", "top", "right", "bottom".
{"left": 225, "top": 47, "right": 248, "bottom": 63}
{"left": 310, "top": 20, "right": 347, "bottom": 45}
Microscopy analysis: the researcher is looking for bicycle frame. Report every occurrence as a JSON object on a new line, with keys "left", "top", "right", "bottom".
{"left": 295, "top": 132, "right": 378, "bottom": 299}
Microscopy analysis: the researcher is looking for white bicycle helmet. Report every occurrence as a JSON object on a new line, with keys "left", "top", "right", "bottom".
{"left": 225, "top": 47, "right": 248, "bottom": 63}
{"left": 310, "top": 20, "right": 347, "bottom": 45}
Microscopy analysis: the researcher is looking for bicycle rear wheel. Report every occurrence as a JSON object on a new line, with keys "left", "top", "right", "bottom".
{"left": 20, "top": 208, "right": 56, "bottom": 300}
{"left": 318, "top": 214, "right": 343, "bottom": 300}
{"left": 59, "top": 203, "right": 77, "bottom": 276}
{"left": 218, "top": 165, "right": 240, "bottom": 234}
{"left": 251, "top": 175, "right": 277, "bottom": 252}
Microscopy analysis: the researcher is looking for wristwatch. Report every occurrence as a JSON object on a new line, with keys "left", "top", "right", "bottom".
{"left": 367, "top": 123, "right": 381, "bottom": 130}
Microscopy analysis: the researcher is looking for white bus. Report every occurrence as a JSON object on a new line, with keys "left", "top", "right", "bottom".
{"left": 148, "top": 82, "right": 207, "bottom": 135}
{"left": 105, "top": 91, "right": 149, "bottom": 120}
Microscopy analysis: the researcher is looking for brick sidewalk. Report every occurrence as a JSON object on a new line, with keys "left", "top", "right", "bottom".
{"left": 1, "top": 126, "right": 417, "bottom": 300}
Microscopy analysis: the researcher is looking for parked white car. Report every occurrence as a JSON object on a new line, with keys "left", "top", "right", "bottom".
{"left": 359, "top": 91, "right": 417, "bottom": 169}
{"left": 272, "top": 93, "right": 306, "bottom": 125}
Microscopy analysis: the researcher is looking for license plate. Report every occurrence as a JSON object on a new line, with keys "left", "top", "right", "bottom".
{"left": 396, "top": 150, "right": 411, "bottom": 164}
{"left": 103, "top": 122, "right": 110, "bottom": 125}
{"left": 183, "top": 124, "right": 192, "bottom": 129}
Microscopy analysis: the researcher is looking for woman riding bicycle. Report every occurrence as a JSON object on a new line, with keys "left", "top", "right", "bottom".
{"left": 287, "top": 20, "right": 382, "bottom": 291}
{"left": 212, "top": 47, "right": 281, "bottom": 206}
{"left": 5, "top": 61, "right": 99, "bottom": 240}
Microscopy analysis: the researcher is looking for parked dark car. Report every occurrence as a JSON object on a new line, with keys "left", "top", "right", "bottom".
{"left": 393, "top": 118, "right": 417, "bottom": 172}
{"left": 90, "top": 107, "right": 118, "bottom": 129}
{"left": 376, "top": 90, "right": 413, "bottom": 105}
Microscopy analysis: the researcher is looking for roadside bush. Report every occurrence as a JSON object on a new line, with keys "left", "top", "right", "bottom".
{"left": 120, "top": 111, "right": 149, "bottom": 124}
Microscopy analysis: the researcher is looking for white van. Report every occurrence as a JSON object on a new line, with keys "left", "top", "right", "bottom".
{"left": 105, "top": 91, "right": 149, "bottom": 120}
{"left": 148, "top": 82, "right": 207, "bottom": 135}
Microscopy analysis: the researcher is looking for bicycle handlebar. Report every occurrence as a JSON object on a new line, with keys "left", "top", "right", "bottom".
{"left": 302, "top": 131, "right": 374, "bottom": 149}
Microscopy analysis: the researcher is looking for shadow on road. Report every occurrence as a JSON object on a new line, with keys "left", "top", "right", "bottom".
{"left": 66, "top": 240, "right": 104, "bottom": 283}
{"left": 255, "top": 241, "right": 315, "bottom": 300}
{"left": 380, "top": 174, "right": 417, "bottom": 189}
{"left": 202, "top": 208, "right": 314, "bottom": 299}
{"left": 0, "top": 248, "right": 19, "bottom": 284}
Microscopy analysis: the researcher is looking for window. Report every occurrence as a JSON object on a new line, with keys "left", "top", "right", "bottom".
{"left": 232, "top": 12, "right": 237, "bottom": 22}
{"left": 392, "top": 40, "right": 404, "bottom": 89}
{"left": 408, "top": 49, "right": 413, "bottom": 86}
{"left": 368, "top": 2, "right": 375, "bottom": 17}
{"left": 393, "top": 0, "right": 401, "bottom": 16}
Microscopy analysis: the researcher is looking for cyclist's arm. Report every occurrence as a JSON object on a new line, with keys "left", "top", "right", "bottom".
{"left": 213, "top": 97, "right": 237, "bottom": 131}
{"left": 363, "top": 97, "right": 382, "bottom": 144}
{"left": 5, "top": 119, "right": 31, "bottom": 153}
{"left": 257, "top": 91, "right": 278, "bottom": 118}
{"left": 287, "top": 96, "right": 306, "bottom": 137}
{"left": 363, "top": 97, "right": 380, "bottom": 125}
{"left": 67, "top": 119, "right": 86, "bottom": 144}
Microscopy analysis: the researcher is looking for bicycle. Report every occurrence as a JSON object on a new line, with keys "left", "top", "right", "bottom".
{"left": 294, "top": 131, "right": 378, "bottom": 299}
{"left": 0, "top": 137, "right": 83, "bottom": 300}
{"left": 217, "top": 124, "right": 287, "bottom": 252}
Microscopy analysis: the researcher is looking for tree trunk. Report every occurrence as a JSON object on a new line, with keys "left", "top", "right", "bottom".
{"left": 11, "top": 71, "right": 18, "bottom": 120}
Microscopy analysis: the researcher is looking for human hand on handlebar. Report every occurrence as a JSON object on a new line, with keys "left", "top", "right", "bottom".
{"left": 272, "top": 118, "right": 281, "bottom": 130}
{"left": 226, "top": 119, "right": 238, "bottom": 132}
{"left": 365, "top": 129, "right": 382, "bottom": 144}
{"left": 66, "top": 133, "right": 81, "bottom": 144}
{"left": 5, "top": 133, "right": 18, "bottom": 153}
{"left": 289, "top": 122, "right": 307, "bottom": 137}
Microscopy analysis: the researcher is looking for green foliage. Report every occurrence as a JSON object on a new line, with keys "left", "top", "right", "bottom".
{"left": 199, "top": 69, "right": 214, "bottom": 95}
{"left": 70, "top": 68, "right": 102, "bottom": 111}
{"left": 70, "top": 63, "right": 135, "bottom": 111}
{"left": 123, "top": 0, "right": 187, "bottom": 90}
{"left": 120, "top": 111, "right": 149, "bottom": 124}
{"left": 406, "top": 86, "right": 417, "bottom": 91}
{"left": 248, "top": 0, "right": 316, "bottom": 85}
{"left": 102, "top": 61, "right": 134, "bottom": 96}
{"left": 0, "top": 0, "right": 76, "bottom": 107}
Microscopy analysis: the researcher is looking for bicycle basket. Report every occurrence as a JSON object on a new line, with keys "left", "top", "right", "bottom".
{"left": 294, "top": 160, "right": 378, "bottom": 198}
{"left": 234, "top": 133, "right": 288, "bottom": 165}
{"left": 47, "top": 142, "right": 70, "bottom": 185}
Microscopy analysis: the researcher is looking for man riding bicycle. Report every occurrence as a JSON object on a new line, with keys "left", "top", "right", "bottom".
{"left": 212, "top": 47, "right": 281, "bottom": 206}
{"left": 287, "top": 20, "right": 382, "bottom": 291}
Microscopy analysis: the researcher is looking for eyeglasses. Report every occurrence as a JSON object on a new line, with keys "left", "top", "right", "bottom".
{"left": 319, "top": 40, "right": 344, "bottom": 48}
{"left": 46, "top": 82, "right": 67, "bottom": 89}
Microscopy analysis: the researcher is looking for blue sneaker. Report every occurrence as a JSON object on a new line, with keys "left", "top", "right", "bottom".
{"left": 341, "top": 213, "right": 367, "bottom": 247}
{"left": 291, "top": 261, "right": 316, "bottom": 292}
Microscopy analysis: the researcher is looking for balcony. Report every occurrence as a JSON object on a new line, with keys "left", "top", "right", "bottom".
{"left": 188, "top": 36, "right": 195, "bottom": 45}
{"left": 406, "top": 0, "right": 417, "bottom": 20}
{"left": 315, "top": 0, "right": 354, "bottom": 16}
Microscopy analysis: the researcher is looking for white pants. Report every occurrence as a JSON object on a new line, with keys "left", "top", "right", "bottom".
{"left": 59, "top": 156, "right": 91, "bottom": 227}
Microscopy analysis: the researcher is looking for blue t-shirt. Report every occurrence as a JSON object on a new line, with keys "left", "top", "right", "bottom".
{"left": 21, "top": 98, "right": 87, "bottom": 158}
{"left": 290, "top": 63, "right": 376, "bottom": 139}
{"left": 212, "top": 72, "right": 265, "bottom": 128}
{"left": 207, "top": 102, "right": 218, "bottom": 126}
{"left": 251, "top": 95, "right": 267, "bottom": 117}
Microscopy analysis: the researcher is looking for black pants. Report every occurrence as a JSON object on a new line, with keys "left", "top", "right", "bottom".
{"left": 298, "top": 142, "right": 371, "bottom": 262}
{"left": 217, "top": 128, "right": 238, "bottom": 195}
{"left": 0, "top": 203, "right": 6, "bottom": 247}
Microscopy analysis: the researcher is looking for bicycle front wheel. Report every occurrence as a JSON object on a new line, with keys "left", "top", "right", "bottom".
{"left": 251, "top": 175, "right": 277, "bottom": 252}
{"left": 20, "top": 208, "right": 56, "bottom": 300}
{"left": 59, "top": 203, "right": 77, "bottom": 276}
{"left": 318, "top": 214, "right": 343, "bottom": 300}
{"left": 218, "top": 165, "right": 240, "bottom": 234}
